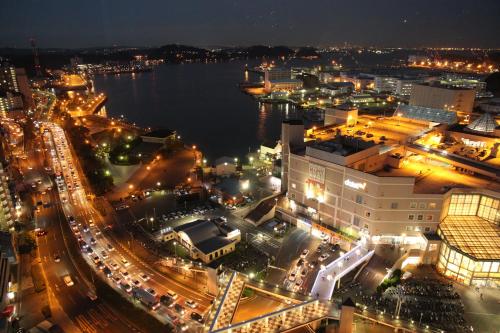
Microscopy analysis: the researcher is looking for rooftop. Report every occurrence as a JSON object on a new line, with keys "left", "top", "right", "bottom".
{"left": 438, "top": 216, "right": 500, "bottom": 261}
{"left": 373, "top": 158, "right": 500, "bottom": 194}
{"left": 308, "top": 136, "right": 376, "bottom": 157}
{"left": 416, "top": 81, "right": 476, "bottom": 91}
{"left": 174, "top": 219, "right": 236, "bottom": 255}
{"left": 396, "top": 104, "right": 458, "bottom": 125}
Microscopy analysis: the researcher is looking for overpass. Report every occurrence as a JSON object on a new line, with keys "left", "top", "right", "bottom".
{"left": 310, "top": 243, "right": 375, "bottom": 300}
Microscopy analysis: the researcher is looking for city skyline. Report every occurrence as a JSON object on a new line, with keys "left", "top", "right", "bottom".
{"left": 1, "top": 0, "right": 500, "bottom": 49}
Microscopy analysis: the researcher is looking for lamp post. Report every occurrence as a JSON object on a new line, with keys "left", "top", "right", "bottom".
{"left": 173, "top": 241, "right": 177, "bottom": 257}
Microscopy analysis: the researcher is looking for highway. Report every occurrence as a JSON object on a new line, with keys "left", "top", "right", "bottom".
{"left": 26, "top": 137, "right": 142, "bottom": 333}
{"left": 41, "top": 121, "right": 210, "bottom": 331}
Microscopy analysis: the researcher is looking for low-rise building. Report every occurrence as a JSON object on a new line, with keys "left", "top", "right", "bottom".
{"left": 140, "top": 129, "right": 176, "bottom": 145}
{"left": 215, "top": 157, "right": 237, "bottom": 176}
{"left": 173, "top": 218, "right": 241, "bottom": 263}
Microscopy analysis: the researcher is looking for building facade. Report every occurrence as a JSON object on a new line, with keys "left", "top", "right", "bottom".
{"left": 409, "top": 82, "right": 475, "bottom": 115}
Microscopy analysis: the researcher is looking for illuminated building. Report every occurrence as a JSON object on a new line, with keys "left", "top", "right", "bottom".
{"left": 435, "top": 190, "right": 500, "bottom": 287}
{"left": 409, "top": 82, "right": 475, "bottom": 115}
{"left": 263, "top": 68, "right": 303, "bottom": 93}
{"left": 0, "top": 62, "right": 33, "bottom": 110}
{"left": 278, "top": 113, "right": 500, "bottom": 247}
{"left": 0, "top": 164, "right": 14, "bottom": 230}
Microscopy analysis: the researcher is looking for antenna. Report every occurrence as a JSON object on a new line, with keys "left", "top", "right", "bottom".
{"left": 30, "top": 38, "right": 42, "bottom": 77}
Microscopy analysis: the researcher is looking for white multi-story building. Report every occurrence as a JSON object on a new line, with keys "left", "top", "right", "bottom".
{"left": 278, "top": 109, "right": 500, "bottom": 287}
{"left": 0, "top": 164, "right": 14, "bottom": 231}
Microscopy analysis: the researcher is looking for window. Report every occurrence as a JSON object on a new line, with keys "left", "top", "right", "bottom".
{"left": 429, "top": 202, "right": 437, "bottom": 209}
{"left": 291, "top": 193, "right": 295, "bottom": 199}
{"left": 477, "top": 195, "right": 500, "bottom": 224}
{"left": 391, "top": 202, "right": 398, "bottom": 209}
{"left": 406, "top": 226, "right": 413, "bottom": 231}
{"left": 356, "top": 195, "right": 363, "bottom": 204}
{"left": 415, "top": 226, "right": 421, "bottom": 232}
{"left": 425, "top": 227, "right": 431, "bottom": 232}
{"left": 419, "top": 202, "right": 426, "bottom": 209}
{"left": 291, "top": 183, "right": 296, "bottom": 189}
{"left": 352, "top": 216, "right": 360, "bottom": 227}
{"left": 408, "top": 214, "right": 415, "bottom": 220}
{"left": 426, "top": 215, "right": 433, "bottom": 221}
{"left": 448, "top": 194, "right": 479, "bottom": 216}
{"left": 410, "top": 202, "right": 417, "bottom": 209}
{"left": 417, "top": 214, "right": 424, "bottom": 221}
{"left": 365, "top": 211, "right": 371, "bottom": 217}
{"left": 364, "top": 224, "right": 369, "bottom": 229}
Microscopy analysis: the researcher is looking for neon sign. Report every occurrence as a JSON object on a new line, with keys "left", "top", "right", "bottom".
{"left": 344, "top": 179, "right": 367, "bottom": 190}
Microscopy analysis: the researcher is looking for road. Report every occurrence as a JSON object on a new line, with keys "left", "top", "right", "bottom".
{"left": 42, "top": 121, "right": 210, "bottom": 331}
{"left": 25, "top": 137, "right": 141, "bottom": 333}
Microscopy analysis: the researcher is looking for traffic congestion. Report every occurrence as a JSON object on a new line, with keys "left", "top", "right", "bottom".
{"left": 40, "top": 122, "right": 208, "bottom": 331}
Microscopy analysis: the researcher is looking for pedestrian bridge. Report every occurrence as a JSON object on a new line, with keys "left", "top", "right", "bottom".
{"left": 310, "top": 243, "right": 375, "bottom": 300}
{"left": 205, "top": 271, "right": 340, "bottom": 333}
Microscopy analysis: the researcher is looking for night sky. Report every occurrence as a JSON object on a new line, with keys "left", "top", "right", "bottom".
{"left": 1, "top": 0, "right": 500, "bottom": 48}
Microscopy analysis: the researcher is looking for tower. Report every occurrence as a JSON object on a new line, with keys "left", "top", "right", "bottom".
{"left": 30, "top": 38, "right": 42, "bottom": 77}
{"left": 280, "top": 119, "right": 304, "bottom": 192}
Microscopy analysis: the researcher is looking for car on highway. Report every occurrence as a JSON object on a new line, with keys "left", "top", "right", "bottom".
{"left": 160, "top": 295, "right": 174, "bottom": 306}
{"left": 166, "top": 290, "right": 178, "bottom": 299}
{"left": 139, "top": 273, "right": 150, "bottom": 281}
{"left": 36, "top": 229, "right": 48, "bottom": 237}
{"left": 112, "top": 276, "right": 122, "bottom": 285}
{"left": 103, "top": 266, "right": 112, "bottom": 278}
{"left": 318, "top": 253, "right": 330, "bottom": 262}
{"left": 107, "top": 244, "right": 115, "bottom": 251}
{"left": 53, "top": 254, "right": 61, "bottom": 263}
{"left": 120, "top": 258, "right": 131, "bottom": 267}
{"left": 120, "top": 282, "right": 132, "bottom": 293}
{"left": 132, "top": 279, "right": 141, "bottom": 288}
{"left": 90, "top": 237, "right": 96, "bottom": 245}
{"left": 179, "top": 321, "right": 189, "bottom": 332}
{"left": 300, "top": 249, "right": 309, "bottom": 259}
{"left": 108, "top": 261, "right": 119, "bottom": 270}
{"left": 288, "top": 272, "right": 296, "bottom": 282}
{"left": 100, "top": 251, "right": 109, "bottom": 259}
{"left": 174, "top": 304, "right": 185, "bottom": 315}
{"left": 87, "top": 290, "right": 98, "bottom": 301}
{"left": 190, "top": 312, "right": 203, "bottom": 323}
{"left": 92, "top": 255, "right": 100, "bottom": 264}
{"left": 146, "top": 288, "right": 157, "bottom": 297}
{"left": 185, "top": 300, "right": 197, "bottom": 309}
{"left": 120, "top": 270, "right": 130, "bottom": 280}
{"left": 63, "top": 275, "right": 74, "bottom": 287}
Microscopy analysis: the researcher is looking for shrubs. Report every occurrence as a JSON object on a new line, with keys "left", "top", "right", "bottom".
{"left": 377, "top": 269, "right": 402, "bottom": 293}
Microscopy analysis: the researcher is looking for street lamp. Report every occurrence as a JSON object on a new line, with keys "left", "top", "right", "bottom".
{"left": 157, "top": 182, "right": 161, "bottom": 187}
{"left": 173, "top": 241, "right": 178, "bottom": 257}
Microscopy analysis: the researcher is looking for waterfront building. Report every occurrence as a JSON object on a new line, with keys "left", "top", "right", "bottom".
{"left": 215, "top": 157, "right": 237, "bottom": 176}
{"left": 277, "top": 109, "right": 500, "bottom": 287}
{"left": 409, "top": 82, "right": 475, "bottom": 115}
{"left": 263, "top": 68, "right": 302, "bottom": 92}
{"left": 374, "top": 76, "right": 398, "bottom": 93}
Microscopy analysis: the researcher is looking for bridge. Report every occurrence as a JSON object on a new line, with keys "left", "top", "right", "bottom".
{"left": 310, "top": 243, "right": 375, "bottom": 300}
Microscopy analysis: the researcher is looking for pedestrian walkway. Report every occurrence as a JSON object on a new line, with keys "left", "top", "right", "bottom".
{"left": 310, "top": 243, "right": 374, "bottom": 300}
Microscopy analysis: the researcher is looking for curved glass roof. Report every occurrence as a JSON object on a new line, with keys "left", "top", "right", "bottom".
{"left": 395, "top": 104, "right": 458, "bottom": 125}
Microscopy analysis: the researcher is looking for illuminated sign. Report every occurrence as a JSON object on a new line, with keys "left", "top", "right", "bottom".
{"left": 308, "top": 163, "right": 325, "bottom": 184}
{"left": 344, "top": 179, "right": 367, "bottom": 190}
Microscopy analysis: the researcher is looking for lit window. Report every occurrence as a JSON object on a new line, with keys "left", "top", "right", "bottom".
{"left": 406, "top": 226, "right": 413, "bottom": 231}
{"left": 408, "top": 214, "right": 415, "bottom": 220}
{"left": 426, "top": 215, "right": 433, "bottom": 221}
{"left": 429, "top": 202, "right": 437, "bottom": 209}
{"left": 419, "top": 202, "right": 426, "bottom": 209}
{"left": 410, "top": 202, "right": 417, "bottom": 209}
{"left": 291, "top": 183, "right": 296, "bottom": 189}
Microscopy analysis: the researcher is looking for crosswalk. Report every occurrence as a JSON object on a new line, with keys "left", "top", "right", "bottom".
{"left": 74, "top": 304, "right": 119, "bottom": 333}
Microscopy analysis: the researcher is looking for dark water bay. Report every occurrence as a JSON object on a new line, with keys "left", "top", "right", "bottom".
{"left": 93, "top": 60, "right": 299, "bottom": 160}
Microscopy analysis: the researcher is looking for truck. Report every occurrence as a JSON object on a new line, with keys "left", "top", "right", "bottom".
{"left": 132, "top": 287, "right": 160, "bottom": 310}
